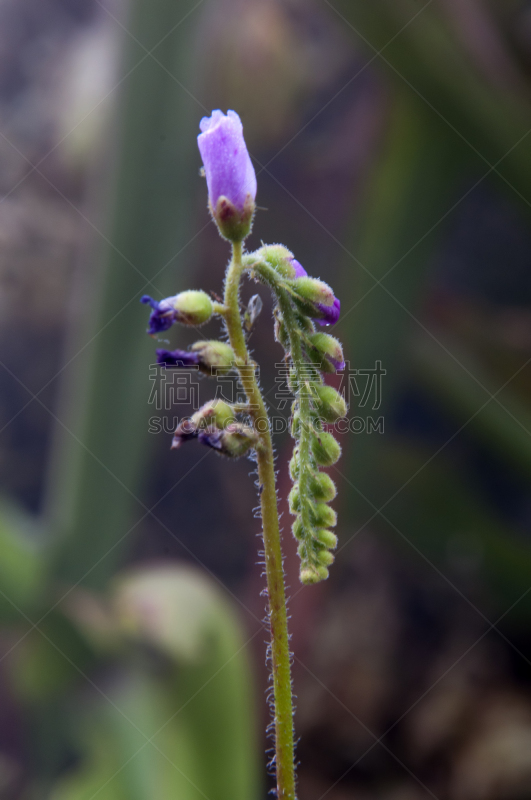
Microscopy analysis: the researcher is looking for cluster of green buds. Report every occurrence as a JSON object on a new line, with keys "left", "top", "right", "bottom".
{"left": 242, "top": 245, "right": 347, "bottom": 584}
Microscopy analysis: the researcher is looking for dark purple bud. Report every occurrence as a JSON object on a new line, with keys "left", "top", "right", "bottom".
{"left": 156, "top": 349, "right": 201, "bottom": 368}
{"left": 316, "top": 296, "right": 341, "bottom": 327}
{"left": 289, "top": 272, "right": 341, "bottom": 327}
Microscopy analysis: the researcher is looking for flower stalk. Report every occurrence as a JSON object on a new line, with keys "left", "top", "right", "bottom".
{"left": 224, "top": 241, "right": 296, "bottom": 800}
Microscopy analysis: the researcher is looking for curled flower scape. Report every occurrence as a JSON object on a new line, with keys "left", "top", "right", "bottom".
{"left": 198, "top": 110, "right": 256, "bottom": 213}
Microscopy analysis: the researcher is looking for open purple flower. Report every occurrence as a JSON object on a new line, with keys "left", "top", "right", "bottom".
{"left": 141, "top": 296, "right": 180, "bottom": 334}
{"left": 289, "top": 259, "right": 341, "bottom": 327}
{"left": 198, "top": 110, "right": 256, "bottom": 241}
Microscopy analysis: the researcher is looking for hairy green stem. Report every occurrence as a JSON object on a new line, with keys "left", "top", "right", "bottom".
{"left": 224, "top": 241, "right": 296, "bottom": 800}
{"left": 277, "top": 295, "right": 313, "bottom": 538}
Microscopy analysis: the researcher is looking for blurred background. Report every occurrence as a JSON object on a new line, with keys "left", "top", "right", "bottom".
{"left": 1, "top": 0, "right": 531, "bottom": 798}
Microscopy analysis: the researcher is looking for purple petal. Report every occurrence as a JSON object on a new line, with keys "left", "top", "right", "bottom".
{"left": 197, "top": 110, "right": 256, "bottom": 212}
{"left": 156, "top": 349, "right": 201, "bottom": 368}
{"left": 316, "top": 297, "right": 340, "bottom": 327}
{"left": 290, "top": 259, "right": 307, "bottom": 279}
{"left": 141, "top": 295, "right": 179, "bottom": 334}
{"left": 328, "top": 354, "right": 345, "bottom": 371}
{"left": 197, "top": 428, "right": 224, "bottom": 451}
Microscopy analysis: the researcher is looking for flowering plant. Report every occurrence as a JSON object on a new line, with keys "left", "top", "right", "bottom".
{"left": 142, "top": 109, "right": 346, "bottom": 800}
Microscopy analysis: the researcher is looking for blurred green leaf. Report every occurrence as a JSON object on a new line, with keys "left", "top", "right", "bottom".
{"left": 0, "top": 499, "right": 45, "bottom": 622}
{"left": 330, "top": 0, "right": 531, "bottom": 201}
{"left": 52, "top": 564, "right": 260, "bottom": 800}
{"left": 413, "top": 332, "right": 531, "bottom": 476}
{"left": 47, "top": 0, "right": 204, "bottom": 589}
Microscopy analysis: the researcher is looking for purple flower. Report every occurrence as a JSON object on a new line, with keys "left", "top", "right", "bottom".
{"left": 141, "top": 295, "right": 180, "bottom": 334}
{"left": 156, "top": 349, "right": 201, "bottom": 368}
{"left": 198, "top": 110, "right": 256, "bottom": 212}
{"left": 141, "top": 291, "right": 213, "bottom": 334}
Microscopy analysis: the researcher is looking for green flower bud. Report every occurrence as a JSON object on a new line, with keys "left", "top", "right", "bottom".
{"left": 190, "top": 400, "right": 235, "bottom": 430}
{"left": 317, "top": 549, "right": 335, "bottom": 567}
{"left": 308, "top": 472, "right": 337, "bottom": 502}
{"left": 291, "top": 277, "right": 335, "bottom": 306}
{"left": 253, "top": 244, "right": 296, "bottom": 278}
{"left": 310, "top": 503, "right": 337, "bottom": 529}
{"left": 300, "top": 564, "right": 329, "bottom": 584}
{"left": 313, "top": 385, "right": 347, "bottom": 422}
{"left": 174, "top": 290, "right": 213, "bottom": 326}
{"left": 307, "top": 333, "right": 345, "bottom": 371}
{"left": 315, "top": 529, "right": 338, "bottom": 549}
{"left": 311, "top": 431, "right": 341, "bottom": 466}
{"left": 288, "top": 485, "right": 301, "bottom": 514}
{"left": 190, "top": 341, "right": 235, "bottom": 375}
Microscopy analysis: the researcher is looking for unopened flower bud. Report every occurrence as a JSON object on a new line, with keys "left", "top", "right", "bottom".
{"left": 198, "top": 423, "right": 259, "bottom": 458}
{"left": 308, "top": 472, "right": 337, "bottom": 502}
{"left": 190, "top": 341, "right": 235, "bottom": 375}
{"left": 250, "top": 245, "right": 305, "bottom": 280}
{"left": 292, "top": 517, "right": 304, "bottom": 540}
{"left": 288, "top": 485, "right": 301, "bottom": 513}
{"left": 292, "top": 277, "right": 335, "bottom": 306}
{"left": 290, "top": 277, "right": 341, "bottom": 327}
{"left": 156, "top": 340, "right": 234, "bottom": 376}
{"left": 191, "top": 400, "right": 235, "bottom": 430}
{"left": 310, "top": 503, "right": 337, "bottom": 529}
{"left": 315, "top": 529, "right": 338, "bottom": 549}
{"left": 300, "top": 564, "right": 329, "bottom": 584}
{"left": 198, "top": 110, "right": 256, "bottom": 242}
{"left": 313, "top": 385, "right": 347, "bottom": 422}
{"left": 317, "top": 549, "right": 335, "bottom": 567}
{"left": 307, "top": 333, "right": 345, "bottom": 372}
{"left": 141, "top": 290, "right": 213, "bottom": 333}
{"left": 311, "top": 431, "right": 341, "bottom": 466}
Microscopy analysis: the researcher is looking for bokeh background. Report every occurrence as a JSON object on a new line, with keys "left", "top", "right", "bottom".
{"left": 2, "top": 0, "right": 531, "bottom": 798}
